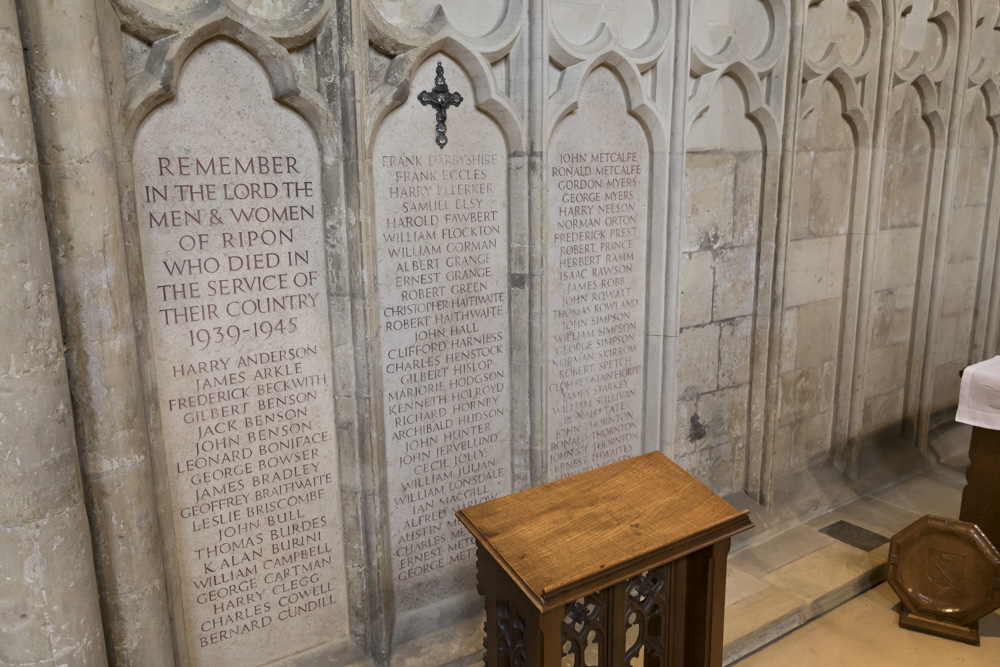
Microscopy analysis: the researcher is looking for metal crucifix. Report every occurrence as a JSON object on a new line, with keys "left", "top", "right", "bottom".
{"left": 418, "top": 62, "right": 463, "bottom": 149}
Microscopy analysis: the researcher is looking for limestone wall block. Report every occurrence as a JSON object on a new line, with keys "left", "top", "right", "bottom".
{"left": 789, "top": 151, "right": 815, "bottom": 241}
{"left": 806, "top": 149, "right": 852, "bottom": 239}
{"left": 874, "top": 227, "right": 921, "bottom": 291}
{"left": 785, "top": 236, "right": 846, "bottom": 307}
{"left": 719, "top": 316, "right": 752, "bottom": 388}
{"left": 865, "top": 343, "right": 908, "bottom": 398}
{"left": 890, "top": 285, "right": 917, "bottom": 343}
{"left": 677, "top": 322, "right": 720, "bottom": 397}
{"left": 679, "top": 250, "right": 714, "bottom": 328}
{"left": 948, "top": 205, "right": 987, "bottom": 263}
{"left": 682, "top": 153, "right": 735, "bottom": 252}
{"left": 792, "top": 298, "right": 840, "bottom": 369}
{"left": 698, "top": 384, "right": 750, "bottom": 442}
{"left": 786, "top": 410, "right": 832, "bottom": 469}
{"left": 863, "top": 389, "right": 904, "bottom": 433}
{"left": 869, "top": 289, "right": 895, "bottom": 350}
{"left": 732, "top": 153, "right": 763, "bottom": 247}
{"left": 713, "top": 245, "right": 757, "bottom": 320}
{"left": 780, "top": 307, "right": 797, "bottom": 371}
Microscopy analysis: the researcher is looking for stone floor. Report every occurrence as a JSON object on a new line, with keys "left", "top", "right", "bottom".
{"left": 390, "top": 421, "right": 987, "bottom": 666}
{"left": 734, "top": 583, "right": 1000, "bottom": 665}
{"left": 723, "top": 420, "right": 982, "bottom": 664}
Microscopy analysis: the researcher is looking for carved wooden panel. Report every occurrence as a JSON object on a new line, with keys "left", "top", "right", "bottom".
{"left": 562, "top": 591, "right": 608, "bottom": 666}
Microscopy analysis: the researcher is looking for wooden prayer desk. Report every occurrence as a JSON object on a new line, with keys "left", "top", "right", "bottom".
{"left": 456, "top": 452, "right": 753, "bottom": 666}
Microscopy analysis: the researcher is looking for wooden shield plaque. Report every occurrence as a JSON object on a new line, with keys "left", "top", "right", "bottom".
{"left": 887, "top": 514, "right": 1000, "bottom": 644}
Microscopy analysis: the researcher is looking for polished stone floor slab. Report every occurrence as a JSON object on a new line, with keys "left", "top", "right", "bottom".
{"left": 734, "top": 584, "right": 1000, "bottom": 665}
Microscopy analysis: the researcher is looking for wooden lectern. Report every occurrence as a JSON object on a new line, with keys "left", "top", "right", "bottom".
{"left": 456, "top": 452, "right": 753, "bottom": 666}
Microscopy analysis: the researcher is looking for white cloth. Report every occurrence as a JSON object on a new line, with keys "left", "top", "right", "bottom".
{"left": 956, "top": 355, "right": 1000, "bottom": 429}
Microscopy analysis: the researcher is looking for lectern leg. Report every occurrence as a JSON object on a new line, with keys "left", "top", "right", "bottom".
{"left": 705, "top": 540, "right": 731, "bottom": 667}
{"left": 668, "top": 540, "right": 731, "bottom": 667}
{"left": 960, "top": 427, "right": 1000, "bottom": 550}
{"left": 536, "top": 607, "right": 563, "bottom": 666}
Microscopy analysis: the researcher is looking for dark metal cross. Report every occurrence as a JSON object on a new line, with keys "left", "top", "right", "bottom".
{"left": 418, "top": 61, "right": 463, "bottom": 149}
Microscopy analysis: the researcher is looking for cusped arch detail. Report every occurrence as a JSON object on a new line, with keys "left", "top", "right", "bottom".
{"left": 887, "top": 74, "right": 947, "bottom": 140}
{"left": 801, "top": 0, "right": 882, "bottom": 80}
{"left": 111, "top": 0, "right": 332, "bottom": 48}
{"left": 363, "top": 0, "right": 524, "bottom": 63}
{"left": 688, "top": 62, "right": 781, "bottom": 152}
{"left": 800, "top": 67, "right": 873, "bottom": 145}
{"left": 122, "top": 21, "right": 330, "bottom": 149}
{"left": 979, "top": 79, "right": 1000, "bottom": 126}
{"left": 549, "top": 52, "right": 666, "bottom": 154}
{"left": 365, "top": 39, "right": 524, "bottom": 153}
{"left": 547, "top": 0, "right": 672, "bottom": 71}
{"left": 689, "top": 0, "right": 789, "bottom": 77}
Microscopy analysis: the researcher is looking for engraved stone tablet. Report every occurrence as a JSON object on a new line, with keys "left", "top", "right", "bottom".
{"left": 133, "top": 41, "right": 348, "bottom": 665}
{"left": 372, "top": 56, "right": 512, "bottom": 613}
{"left": 546, "top": 67, "right": 649, "bottom": 480}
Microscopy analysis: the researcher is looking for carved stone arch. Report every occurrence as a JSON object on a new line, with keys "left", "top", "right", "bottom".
{"left": 689, "top": 0, "right": 789, "bottom": 77}
{"left": 888, "top": 73, "right": 948, "bottom": 139}
{"left": 893, "top": 0, "right": 960, "bottom": 83}
{"left": 363, "top": 0, "right": 524, "bottom": 62}
{"left": 122, "top": 18, "right": 330, "bottom": 147}
{"left": 802, "top": 0, "right": 882, "bottom": 79}
{"left": 549, "top": 52, "right": 667, "bottom": 153}
{"left": 801, "top": 67, "right": 874, "bottom": 144}
{"left": 111, "top": 0, "right": 332, "bottom": 48}
{"left": 364, "top": 39, "right": 523, "bottom": 152}
{"left": 112, "top": 0, "right": 216, "bottom": 42}
{"left": 688, "top": 63, "right": 782, "bottom": 152}
{"left": 547, "top": 0, "right": 672, "bottom": 71}
{"left": 980, "top": 78, "right": 1000, "bottom": 124}
{"left": 967, "top": 0, "right": 1000, "bottom": 85}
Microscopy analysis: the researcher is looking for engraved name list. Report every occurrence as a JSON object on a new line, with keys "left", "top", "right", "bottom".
{"left": 132, "top": 42, "right": 348, "bottom": 666}
{"left": 372, "top": 60, "right": 512, "bottom": 611}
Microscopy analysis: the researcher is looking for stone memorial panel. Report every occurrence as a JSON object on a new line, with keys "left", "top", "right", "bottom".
{"left": 547, "top": 67, "right": 649, "bottom": 480}
{"left": 132, "top": 41, "right": 349, "bottom": 665}
{"left": 372, "top": 57, "right": 512, "bottom": 612}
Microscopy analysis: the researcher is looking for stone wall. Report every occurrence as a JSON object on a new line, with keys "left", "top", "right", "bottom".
{"left": 3, "top": 0, "right": 1000, "bottom": 665}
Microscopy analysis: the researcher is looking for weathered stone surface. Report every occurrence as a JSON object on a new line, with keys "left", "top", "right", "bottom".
{"left": 6, "top": 0, "right": 1000, "bottom": 663}
{"left": 133, "top": 41, "right": 349, "bottom": 664}
{"left": 15, "top": 0, "right": 175, "bottom": 662}
{"left": 0, "top": 2, "right": 107, "bottom": 662}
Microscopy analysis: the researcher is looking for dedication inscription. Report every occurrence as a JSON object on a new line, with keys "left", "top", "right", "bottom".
{"left": 546, "top": 67, "right": 649, "bottom": 480}
{"left": 372, "top": 57, "right": 512, "bottom": 611}
{"left": 133, "top": 42, "right": 348, "bottom": 665}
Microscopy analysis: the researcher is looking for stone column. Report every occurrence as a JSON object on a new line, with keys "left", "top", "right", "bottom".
{"left": 14, "top": 0, "right": 174, "bottom": 663}
{"left": 0, "top": 1, "right": 108, "bottom": 664}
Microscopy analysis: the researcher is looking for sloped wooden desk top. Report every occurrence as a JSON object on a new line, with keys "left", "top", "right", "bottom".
{"left": 456, "top": 452, "right": 753, "bottom": 611}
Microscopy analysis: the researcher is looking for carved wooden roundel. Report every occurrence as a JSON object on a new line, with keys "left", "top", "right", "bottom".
{"left": 888, "top": 515, "right": 1000, "bottom": 627}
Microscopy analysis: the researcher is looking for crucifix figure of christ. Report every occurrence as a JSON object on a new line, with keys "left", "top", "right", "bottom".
{"left": 418, "top": 61, "right": 463, "bottom": 149}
